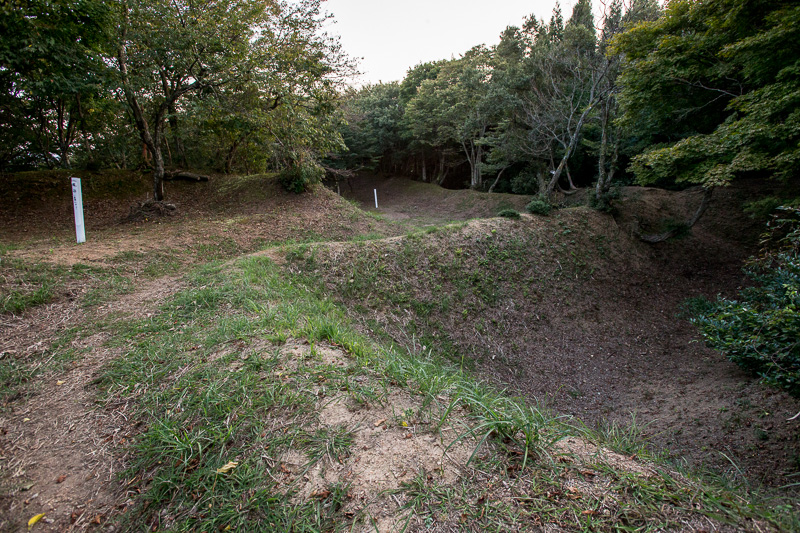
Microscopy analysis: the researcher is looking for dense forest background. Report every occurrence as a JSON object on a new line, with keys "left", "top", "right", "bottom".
{"left": 2, "top": 0, "right": 798, "bottom": 203}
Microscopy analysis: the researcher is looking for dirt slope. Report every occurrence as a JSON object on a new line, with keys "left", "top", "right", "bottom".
{"left": 288, "top": 179, "right": 800, "bottom": 489}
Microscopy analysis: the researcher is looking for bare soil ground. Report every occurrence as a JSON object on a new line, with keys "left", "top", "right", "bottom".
{"left": 306, "top": 175, "right": 800, "bottom": 490}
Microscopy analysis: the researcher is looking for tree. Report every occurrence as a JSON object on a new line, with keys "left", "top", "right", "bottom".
{"left": 113, "top": 0, "right": 350, "bottom": 200}
{"left": 592, "top": 0, "right": 662, "bottom": 203}
{"left": 338, "top": 83, "right": 404, "bottom": 172}
{"left": 613, "top": 0, "right": 800, "bottom": 189}
{"left": 0, "top": 0, "right": 112, "bottom": 169}
{"left": 502, "top": 1, "right": 609, "bottom": 197}
{"left": 404, "top": 49, "right": 499, "bottom": 188}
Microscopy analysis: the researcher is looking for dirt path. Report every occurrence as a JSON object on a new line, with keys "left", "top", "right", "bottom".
{"left": 341, "top": 174, "right": 533, "bottom": 226}
{"left": 0, "top": 277, "right": 184, "bottom": 532}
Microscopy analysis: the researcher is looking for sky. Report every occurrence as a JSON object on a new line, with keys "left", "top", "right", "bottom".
{"left": 323, "top": 0, "right": 566, "bottom": 86}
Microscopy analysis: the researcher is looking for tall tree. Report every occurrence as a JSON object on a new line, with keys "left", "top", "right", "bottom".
{"left": 0, "top": 0, "right": 112, "bottom": 168}
{"left": 404, "top": 48, "right": 498, "bottom": 188}
{"left": 338, "top": 82, "right": 404, "bottom": 172}
{"left": 509, "top": 1, "right": 609, "bottom": 196}
{"left": 113, "top": 0, "right": 350, "bottom": 200}
{"left": 614, "top": 0, "right": 800, "bottom": 189}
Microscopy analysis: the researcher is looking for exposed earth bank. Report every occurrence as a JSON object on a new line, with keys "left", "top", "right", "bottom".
{"left": 320, "top": 174, "right": 800, "bottom": 488}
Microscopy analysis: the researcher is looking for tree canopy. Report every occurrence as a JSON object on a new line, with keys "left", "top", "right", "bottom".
{"left": 336, "top": 0, "right": 662, "bottom": 200}
{"left": 613, "top": 0, "right": 800, "bottom": 188}
{"left": 5, "top": 0, "right": 797, "bottom": 202}
{"left": 1, "top": 0, "right": 352, "bottom": 196}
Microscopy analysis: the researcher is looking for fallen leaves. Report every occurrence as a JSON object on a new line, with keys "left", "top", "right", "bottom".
{"left": 216, "top": 461, "right": 239, "bottom": 474}
{"left": 56, "top": 475, "right": 67, "bottom": 484}
{"left": 27, "top": 513, "right": 45, "bottom": 530}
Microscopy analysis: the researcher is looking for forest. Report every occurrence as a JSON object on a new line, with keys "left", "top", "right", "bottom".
{"left": 2, "top": 0, "right": 798, "bottom": 201}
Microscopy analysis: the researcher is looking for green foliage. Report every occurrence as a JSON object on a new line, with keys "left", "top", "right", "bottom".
{"left": 278, "top": 159, "right": 325, "bottom": 193}
{"left": 0, "top": 0, "right": 113, "bottom": 169}
{"left": 614, "top": 0, "right": 800, "bottom": 188}
{"left": 0, "top": 0, "right": 350, "bottom": 195}
{"left": 337, "top": 82, "right": 404, "bottom": 171}
{"left": 496, "top": 209, "right": 521, "bottom": 219}
{"left": 525, "top": 199, "right": 552, "bottom": 216}
{"left": 743, "top": 197, "right": 784, "bottom": 220}
{"left": 510, "top": 168, "right": 541, "bottom": 195}
{"left": 692, "top": 208, "right": 800, "bottom": 396}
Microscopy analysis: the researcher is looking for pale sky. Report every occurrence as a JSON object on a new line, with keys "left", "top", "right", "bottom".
{"left": 323, "top": 0, "right": 567, "bottom": 86}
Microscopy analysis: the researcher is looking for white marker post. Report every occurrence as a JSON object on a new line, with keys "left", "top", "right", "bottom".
{"left": 70, "top": 177, "right": 86, "bottom": 243}
{"left": 374, "top": 188, "right": 378, "bottom": 209}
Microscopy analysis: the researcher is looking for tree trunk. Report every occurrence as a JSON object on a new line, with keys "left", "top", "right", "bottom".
{"left": 55, "top": 97, "right": 76, "bottom": 168}
{"left": 488, "top": 167, "right": 507, "bottom": 194}
{"left": 474, "top": 145, "right": 483, "bottom": 188}
{"left": 225, "top": 134, "right": 248, "bottom": 174}
{"left": 545, "top": 103, "right": 594, "bottom": 195}
{"left": 118, "top": 29, "right": 164, "bottom": 199}
{"left": 565, "top": 163, "right": 576, "bottom": 190}
{"left": 168, "top": 104, "right": 187, "bottom": 168}
{"left": 596, "top": 99, "right": 610, "bottom": 201}
{"left": 638, "top": 188, "right": 714, "bottom": 243}
{"left": 152, "top": 129, "right": 166, "bottom": 201}
{"left": 75, "top": 94, "right": 94, "bottom": 165}
{"left": 462, "top": 140, "right": 482, "bottom": 189}
{"left": 595, "top": 96, "right": 619, "bottom": 201}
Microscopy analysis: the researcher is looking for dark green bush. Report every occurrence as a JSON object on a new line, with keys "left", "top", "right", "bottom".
{"left": 589, "top": 187, "right": 621, "bottom": 213}
{"left": 497, "top": 208, "right": 521, "bottom": 219}
{"left": 278, "top": 160, "right": 324, "bottom": 193}
{"left": 692, "top": 207, "right": 800, "bottom": 396}
{"left": 510, "top": 171, "right": 539, "bottom": 195}
{"left": 525, "top": 198, "right": 552, "bottom": 216}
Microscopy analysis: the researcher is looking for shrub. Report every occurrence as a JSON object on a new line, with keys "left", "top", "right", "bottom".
{"left": 692, "top": 207, "right": 800, "bottom": 396}
{"left": 589, "top": 187, "right": 621, "bottom": 213}
{"left": 525, "top": 198, "right": 552, "bottom": 216}
{"left": 497, "top": 208, "right": 521, "bottom": 219}
{"left": 510, "top": 171, "right": 539, "bottom": 195}
{"left": 278, "top": 160, "right": 324, "bottom": 193}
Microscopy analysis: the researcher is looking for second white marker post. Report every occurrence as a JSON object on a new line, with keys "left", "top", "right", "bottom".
{"left": 71, "top": 177, "right": 86, "bottom": 244}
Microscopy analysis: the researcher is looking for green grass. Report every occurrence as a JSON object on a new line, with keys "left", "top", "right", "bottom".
{"left": 0, "top": 257, "right": 66, "bottom": 314}
{"left": 89, "top": 257, "right": 573, "bottom": 530}
{"left": 3, "top": 206, "right": 799, "bottom": 530}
